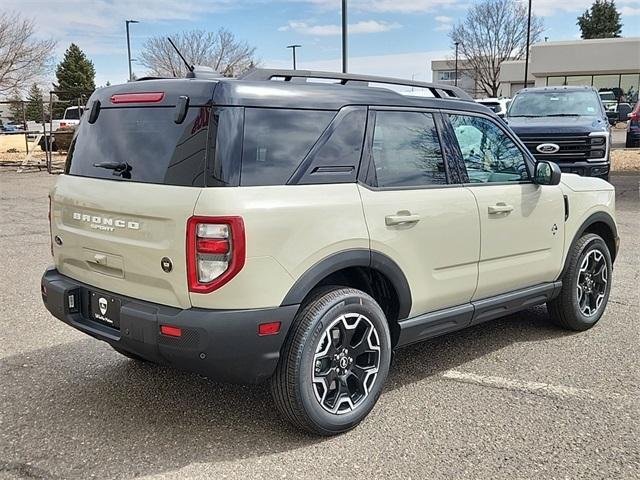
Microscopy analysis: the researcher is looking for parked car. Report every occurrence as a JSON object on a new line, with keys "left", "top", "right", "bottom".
{"left": 626, "top": 101, "right": 640, "bottom": 148}
{"left": 507, "top": 86, "right": 611, "bottom": 180}
{"left": 25, "top": 106, "right": 85, "bottom": 151}
{"left": 476, "top": 97, "right": 511, "bottom": 117}
{"left": 41, "top": 69, "right": 618, "bottom": 435}
{"left": 1, "top": 122, "right": 24, "bottom": 132}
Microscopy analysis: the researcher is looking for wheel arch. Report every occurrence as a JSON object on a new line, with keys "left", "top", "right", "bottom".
{"left": 280, "top": 249, "right": 412, "bottom": 346}
{"left": 561, "top": 211, "right": 618, "bottom": 279}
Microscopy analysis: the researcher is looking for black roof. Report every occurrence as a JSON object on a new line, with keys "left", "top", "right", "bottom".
{"left": 91, "top": 68, "right": 491, "bottom": 115}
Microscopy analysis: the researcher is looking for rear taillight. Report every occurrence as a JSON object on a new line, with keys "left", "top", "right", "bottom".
{"left": 110, "top": 92, "right": 165, "bottom": 104}
{"left": 186, "top": 216, "right": 245, "bottom": 293}
{"left": 48, "top": 194, "right": 53, "bottom": 256}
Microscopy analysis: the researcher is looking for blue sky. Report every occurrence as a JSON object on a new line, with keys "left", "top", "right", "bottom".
{"left": 7, "top": 0, "right": 640, "bottom": 87}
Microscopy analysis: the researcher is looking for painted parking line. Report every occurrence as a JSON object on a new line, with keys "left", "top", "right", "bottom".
{"left": 442, "top": 370, "right": 593, "bottom": 399}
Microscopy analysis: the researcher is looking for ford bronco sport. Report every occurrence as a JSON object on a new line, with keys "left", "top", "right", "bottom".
{"left": 42, "top": 69, "right": 618, "bottom": 435}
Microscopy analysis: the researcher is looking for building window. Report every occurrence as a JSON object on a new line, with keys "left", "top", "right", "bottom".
{"left": 620, "top": 74, "right": 639, "bottom": 103}
{"left": 546, "top": 76, "right": 566, "bottom": 86}
{"left": 437, "top": 71, "right": 460, "bottom": 81}
{"left": 565, "top": 75, "right": 593, "bottom": 87}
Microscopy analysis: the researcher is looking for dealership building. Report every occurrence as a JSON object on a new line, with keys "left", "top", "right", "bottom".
{"left": 431, "top": 37, "right": 640, "bottom": 101}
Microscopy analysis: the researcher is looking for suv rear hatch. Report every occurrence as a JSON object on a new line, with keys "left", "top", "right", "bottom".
{"left": 50, "top": 80, "right": 217, "bottom": 309}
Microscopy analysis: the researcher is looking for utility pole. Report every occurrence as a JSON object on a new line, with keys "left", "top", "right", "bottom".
{"left": 126, "top": 20, "right": 139, "bottom": 82}
{"left": 286, "top": 45, "right": 301, "bottom": 70}
{"left": 454, "top": 42, "right": 460, "bottom": 87}
{"left": 524, "top": 0, "right": 532, "bottom": 87}
{"left": 341, "top": 0, "right": 348, "bottom": 73}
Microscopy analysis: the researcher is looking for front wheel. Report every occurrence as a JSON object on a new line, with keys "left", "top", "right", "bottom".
{"left": 547, "top": 233, "right": 612, "bottom": 331}
{"left": 271, "top": 287, "right": 391, "bottom": 435}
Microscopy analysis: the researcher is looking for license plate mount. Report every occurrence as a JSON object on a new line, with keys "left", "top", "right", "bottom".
{"left": 89, "top": 291, "right": 121, "bottom": 329}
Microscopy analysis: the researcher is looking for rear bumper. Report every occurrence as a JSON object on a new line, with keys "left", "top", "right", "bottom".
{"left": 41, "top": 267, "right": 298, "bottom": 383}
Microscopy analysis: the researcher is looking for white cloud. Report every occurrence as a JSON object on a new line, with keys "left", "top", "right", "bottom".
{"left": 264, "top": 49, "right": 450, "bottom": 84}
{"left": 620, "top": 6, "right": 640, "bottom": 15}
{"left": 434, "top": 15, "right": 453, "bottom": 32}
{"left": 279, "top": 20, "right": 401, "bottom": 36}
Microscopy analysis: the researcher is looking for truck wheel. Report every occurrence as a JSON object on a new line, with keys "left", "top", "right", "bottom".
{"left": 111, "top": 345, "right": 147, "bottom": 362}
{"left": 271, "top": 287, "right": 391, "bottom": 435}
{"left": 547, "top": 233, "right": 612, "bottom": 331}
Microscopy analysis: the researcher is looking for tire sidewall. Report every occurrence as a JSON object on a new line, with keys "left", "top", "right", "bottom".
{"left": 296, "top": 291, "right": 391, "bottom": 434}
{"left": 567, "top": 236, "right": 612, "bottom": 326}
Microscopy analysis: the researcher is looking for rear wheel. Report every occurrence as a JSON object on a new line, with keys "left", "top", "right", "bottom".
{"left": 271, "top": 287, "right": 391, "bottom": 435}
{"left": 547, "top": 233, "right": 612, "bottom": 331}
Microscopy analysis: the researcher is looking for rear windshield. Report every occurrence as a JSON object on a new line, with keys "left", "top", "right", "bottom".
{"left": 66, "top": 107, "right": 208, "bottom": 186}
{"left": 64, "top": 108, "right": 84, "bottom": 120}
{"left": 509, "top": 91, "right": 602, "bottom": 117}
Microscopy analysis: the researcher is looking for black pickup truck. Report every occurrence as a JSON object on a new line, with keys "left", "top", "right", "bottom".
{"left": 506, "top": 86, "right": 611, "bottom": 180}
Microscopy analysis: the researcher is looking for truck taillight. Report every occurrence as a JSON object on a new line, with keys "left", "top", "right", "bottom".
{"left": 48, "top": 194, "right": 53, "bottom": 256}
{"left": 186, "top": 216, "right": 245, "bottom": 293}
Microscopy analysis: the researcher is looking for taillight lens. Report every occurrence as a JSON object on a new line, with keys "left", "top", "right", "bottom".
{"left": 186, "top": 216, "right": 245, "bottom": 293}
{"left": 48, "top": 194, "right": 53, "bottom": 256}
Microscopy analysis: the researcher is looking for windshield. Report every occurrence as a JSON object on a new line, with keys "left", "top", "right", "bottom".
{"left": 509, "top": 91, "right": 602, "bottom": 117}
{"left": 599, "top": 92, "right": 616, "bottom": 101}
{"left": 64, "top": 107, "right": 84, "bottom": 120}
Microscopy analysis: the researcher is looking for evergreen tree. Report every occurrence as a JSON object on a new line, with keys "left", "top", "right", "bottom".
{"left": 53, "top": 43, "right": 95, "bottom": 117}
{"left": 577, "top": 0, "right": 622, "bottom": 39}
{"left": 7, "top": 90, "right": 24, "bottom": 123}
{"left": 25, "top": 83, "right": 45, "bottom": 122}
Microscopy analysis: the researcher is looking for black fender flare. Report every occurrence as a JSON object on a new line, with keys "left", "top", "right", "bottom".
{"left": 280, "top": 249, "right": 412, "bottom": 320}
{"left": 560, "top": 211, "right": 618, "bottom": 279}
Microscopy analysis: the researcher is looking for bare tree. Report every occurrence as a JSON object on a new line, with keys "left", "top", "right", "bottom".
{"left": 449, "top": 0, "right": 543, "bottom": 97}
{"left": 0, "top": 13, "right": 56, "bottom": 95}
{"left": 139, "top": 29, "right": 257, "bottom": 78}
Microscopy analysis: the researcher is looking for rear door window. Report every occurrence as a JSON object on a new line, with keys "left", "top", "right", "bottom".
{"left": 240, "top": 108, "right": 335, "bottom": 186}
{"left": 67, "top": 107, "right": 208, "bottom": 187}
{"left": 370, "top": 110, "right": 447, "bottom": 188}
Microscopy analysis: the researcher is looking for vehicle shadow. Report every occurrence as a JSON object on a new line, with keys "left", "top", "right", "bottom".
{"left": 2, "top": 305, "right": 571, "bottom": 479}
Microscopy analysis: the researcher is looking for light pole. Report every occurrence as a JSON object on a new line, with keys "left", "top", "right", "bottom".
{"left": 523, "top": 0, "right": 532, "bottom": 87}
{"left": 341, "top": 0, "right": 348, "bottom": 73}
{"left": 126, "top": 19, "right": 139, "bottom": 82}
{"left": 286, "top": 44, "right": 301, "bottom": 70}
{"left": 454, "top": 42, "right": 460, "bottom": 87}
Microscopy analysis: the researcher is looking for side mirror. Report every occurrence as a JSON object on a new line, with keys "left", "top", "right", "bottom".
{"left": 534, "top": 161, "right": 561, "bottom": 186}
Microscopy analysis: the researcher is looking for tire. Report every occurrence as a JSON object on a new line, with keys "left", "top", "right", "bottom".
{"left": 111, "top": 345, "right": 148, "bottom": 362}
{"left": 271, "top": 287, "right": 392, "bottom": 436}
{"left": 547, "top": 233, "right": 612, "bottom": 331}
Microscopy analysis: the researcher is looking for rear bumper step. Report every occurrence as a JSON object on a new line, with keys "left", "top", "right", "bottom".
{"left": 41, "top": 267, "right": 298, "bottom": 383}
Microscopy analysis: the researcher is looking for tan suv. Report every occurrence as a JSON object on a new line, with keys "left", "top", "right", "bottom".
{"left": 42, "top": 69, "right": 618, "bottom": 435}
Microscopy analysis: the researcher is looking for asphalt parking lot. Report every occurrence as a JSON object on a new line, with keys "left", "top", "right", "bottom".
{"left": 1, "top": 171, "right": 638, "bottom": 480}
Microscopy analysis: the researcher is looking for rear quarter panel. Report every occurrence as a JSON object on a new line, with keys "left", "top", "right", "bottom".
{"left": 191, "top": 184, "right": 369, "bottom": 309}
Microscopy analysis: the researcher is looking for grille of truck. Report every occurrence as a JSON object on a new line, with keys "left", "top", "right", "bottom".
{"left": 518, "top": 133, "right": 607, "bottom": 162}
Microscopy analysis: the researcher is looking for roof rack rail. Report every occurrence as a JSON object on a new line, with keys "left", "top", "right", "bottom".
{"left": 240, "top": 68, "right": 473, "bottom": 101}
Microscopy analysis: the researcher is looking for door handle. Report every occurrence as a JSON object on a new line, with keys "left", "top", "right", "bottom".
{"left": 488, "top": 202, "right": 514, "bottom": 215}
{"left": 385, "top": 211, "right": 421, "bottom": 226}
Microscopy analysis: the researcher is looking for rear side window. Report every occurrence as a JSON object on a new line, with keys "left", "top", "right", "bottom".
{"left": 67, "top": 107, "right": 207, "bottom": 187}
{"left": 240, "top": 108, "right": 335, "bottom": 186}
{"left": 371, "top": 111, "right": 446, "bottom": 188}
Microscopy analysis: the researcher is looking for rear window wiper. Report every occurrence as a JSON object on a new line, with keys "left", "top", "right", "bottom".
{"left": 508, "top": 114, "right": 543, "bottom": 117}
{"left": 543, "top": 113, "right": 583, "bottom": 117}
{"left": 93, "top": 161, "right": 132, "bottom": 178}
